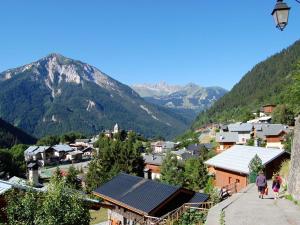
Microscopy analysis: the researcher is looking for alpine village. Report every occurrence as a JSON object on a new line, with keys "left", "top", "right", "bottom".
{"left": 1, "top": 2, "right": 300, "bottom": 225}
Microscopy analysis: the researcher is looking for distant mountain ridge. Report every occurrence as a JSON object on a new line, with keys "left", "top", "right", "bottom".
{"left": 132, "top": 82, "right": 227, "bottom": 112}
{"left": 0, "top": 118, "right": 37, "bottom": 148}
{"left": 0, "top": 54, "right": 189, "bottom": 139}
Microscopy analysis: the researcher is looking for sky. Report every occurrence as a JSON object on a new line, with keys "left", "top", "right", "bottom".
{"left": 0, "top": 1, "right": 300, "bottom": 90}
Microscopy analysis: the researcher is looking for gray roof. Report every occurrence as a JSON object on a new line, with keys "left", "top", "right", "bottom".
{"left": 0, "top": 180, "right": 12, "bottom": 195}
{"left": 143, "top": 154, "right": 164, "bottom": 166}
{"left": 187, "top": 143, "right": 200, "bottom": 152}
{"left": 205, "top": 145, "right": 285, "bottom": 174}
{"left": 262, "top": 124, "right": 288, "bottom": 136}
{"left": 172, "top": 149, "right": 188, "bottom": 156}
{"left": 75, "top": 139, "right": 90, "bottom": 143}
{"left": 189, "top": 192, "right": 209, "bottom": 204}
{"left": 25, "top": 146, "right": 50, "bottom": 156}
{"left": 228, "top": 123, "right": 253, "bottom": 132}
{"left": 253, "top": 124, "right": 263, "bottom": 131}
{"left": 52, "top": 144, "right": 73, "bottom": 152}
{"left": 216, "top": 132, "right": 238, "bottom": 143}
{"left": 8, "top": 176, "right": 27, "bottom": 186}
{"left": 94, "top": 173, "right": 180, "bottom": 215}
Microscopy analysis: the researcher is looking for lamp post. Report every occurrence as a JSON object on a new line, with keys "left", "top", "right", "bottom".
{"left": 271, "top": 0, "right": 300, "bottom": 31}
{"left": 271, "top": 0, "right": 291, "bottom": 31}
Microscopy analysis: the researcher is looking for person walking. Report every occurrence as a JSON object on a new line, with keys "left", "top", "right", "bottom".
{"left": 256, "top": 171, "right": 267, "bottom": 199}
{"left": 272, "top": 173, "right": 282, "bottom": 200}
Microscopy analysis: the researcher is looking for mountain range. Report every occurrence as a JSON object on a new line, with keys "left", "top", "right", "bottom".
{"left": 132, "top": 82, "right": 227, "bottom": 122}
{"left": 192, "top": 39, "right": 300, "bottom": 128}
{"left": 0, "top": 54, "right": 190, "bottom": 139}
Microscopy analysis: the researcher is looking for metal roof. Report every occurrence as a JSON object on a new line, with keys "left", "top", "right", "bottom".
{"left": 189, "top": 192, "right": 209, "bottom": 203}
{"left": 143, "top": 154, "right": 164, "bottom": 166}
{"left": 0, "top": 181, "right": 12, "bottom": 195}
{"left": 24, "top": 146, "right": 50, "bottom": 156}
{"left": 52, "top": 144, "right": 74, "bottom": 152}
{"left": 262, "top": 124, "right": 288, "bottom": 136}
{"left": 205, "top": 145, "right": 285, "bottom": 175}
{"left": 216, "top": 132, "right": 238, "bottom": 143}
{"left": 228, "top": 123, "right": 253, "bottom": 132}
{"left": 94, "top": 173, "right": 180, "bottom": 214}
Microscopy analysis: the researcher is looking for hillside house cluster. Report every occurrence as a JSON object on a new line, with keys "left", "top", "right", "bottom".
{"left": 143, "top": 143, "right": 213, "bottom": 181}
{"left": 216, "top": 123, "right": 289, "bottom": 152}
{"left": 25, "top": 141, "right": 95, "bottom": 167}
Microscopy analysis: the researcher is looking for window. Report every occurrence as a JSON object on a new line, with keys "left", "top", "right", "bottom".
{"left": 236, "top": 179, "right": 240, "bottom": 183}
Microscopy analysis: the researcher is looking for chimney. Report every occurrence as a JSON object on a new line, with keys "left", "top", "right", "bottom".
{"left": 27, "top": 162, "right": 39, "bottom": 187}
{"left": 144, "top": 168, "right": 150, "bottom": 179}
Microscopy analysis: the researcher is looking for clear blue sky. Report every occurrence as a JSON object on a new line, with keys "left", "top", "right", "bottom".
{"left": 0, "top": 1, "right": 300, "bottom": 90}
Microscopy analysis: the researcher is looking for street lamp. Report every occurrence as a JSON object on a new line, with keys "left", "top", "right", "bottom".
{"left": 271, "top": 0, "right": 291, "bottom": 31}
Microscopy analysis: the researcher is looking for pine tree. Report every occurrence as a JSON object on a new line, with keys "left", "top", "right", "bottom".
{"left": 160, "top": 152, "right": 184, "bottom": 186}
{"left": 184, "top": 157, "right": 208, "bottom": 191}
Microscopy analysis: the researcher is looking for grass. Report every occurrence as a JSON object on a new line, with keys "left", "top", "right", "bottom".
{"left": 284, "top": 194, "right": 300, "bottom": 206}
{"left": 219, "top": 210, "right": 225, "bottom": 225}
{"left": 90, "top": 208, "right": 108, "bottom": 225}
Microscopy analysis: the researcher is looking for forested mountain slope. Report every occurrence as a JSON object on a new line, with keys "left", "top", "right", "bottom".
{"left": 0, "top": 118, "right": 37, "bottom": 148}
{"left": 193, "top": 40, "right": 300, "bottom": 128}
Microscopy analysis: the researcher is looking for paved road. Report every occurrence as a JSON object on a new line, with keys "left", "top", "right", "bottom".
{"left": 224, "top": 182, "right": 300, "bottom": 225}
{"left": 40, "top": 160, "right": 91, "bottom": 178}
{"left": 94, "top": 222, "right": 108, "bottom": 225}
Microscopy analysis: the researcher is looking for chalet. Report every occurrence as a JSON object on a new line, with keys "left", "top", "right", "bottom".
{"left": 143, "top": 154, "right": 164, "bottom": 180}
{"left": 81, "top": 147, "right": 94, "bottom": 158}
{"left": 151, "top": 141, "right": 176, "bottom": 153}
{"left": 171, "top": 143, "right": 213, "bottom": 161}
{"left": 65, "top": 150, "right": 83, "bottom": 162}
{"left": 216, "top": 132, "right": 238, "bottom": 152}
{"left": 24, "top": 146, "right": 55, "bottom": 166}
{"left": 263, "top": 124, "right": 288, "bottom": 149}
{"left": 227, "top": 123, "right": 253, "bottom": 144}
{"left": 171, "top": 148, "right": 194, "bottom": 161}
{"left": 93, "top": 173, "right": 209, "bottom": 225}
{"left": 254, "top": 124, "right": 288, "bottom": 149}
{"left": 205, "top": 145, "right": 289, "bottom": 191}
{"left": 52, "top": 144, "right": 74, "bottom": 158}
{"left": 262, "top": 104, "right": 277, "bottom": 115}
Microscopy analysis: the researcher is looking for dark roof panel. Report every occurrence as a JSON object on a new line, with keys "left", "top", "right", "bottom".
{"left": 94, "top": 173, "right": 180, "bottom": 214}
{"left": 189, "top": 192, "right": 209, "bottom": 203}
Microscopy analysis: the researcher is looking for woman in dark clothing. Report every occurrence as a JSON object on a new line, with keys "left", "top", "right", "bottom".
{"left": 256, "top": 171, "right": 267, "bottom": 199}
{"left": 272, "top": 174, "right": 281, "bottom": 200}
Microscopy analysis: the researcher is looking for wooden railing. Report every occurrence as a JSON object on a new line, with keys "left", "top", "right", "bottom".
{"left": 145, "top": 201, "right": 214, "bottom": 225}
{"left": 219, "top": 182, "right": 238, "bottom": 200}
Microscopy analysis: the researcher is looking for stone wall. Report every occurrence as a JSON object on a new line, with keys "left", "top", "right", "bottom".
{"left": 288, "top": 117, "right": 300, "bottom": 200}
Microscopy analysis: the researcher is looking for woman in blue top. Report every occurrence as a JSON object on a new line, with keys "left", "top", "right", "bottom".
{"left": 256, "top": 171, "right": 267, "bottom": 199}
